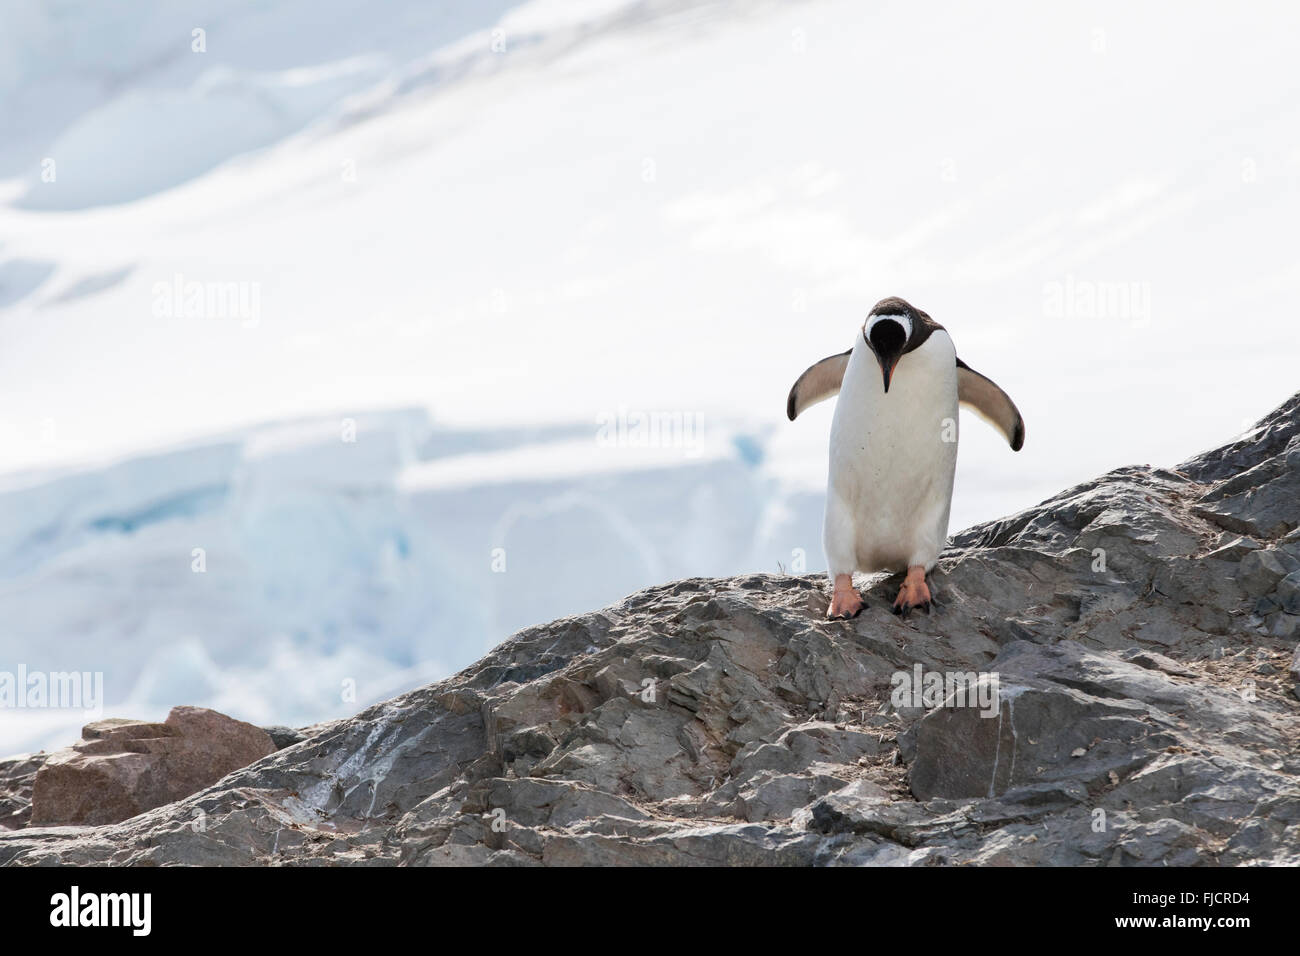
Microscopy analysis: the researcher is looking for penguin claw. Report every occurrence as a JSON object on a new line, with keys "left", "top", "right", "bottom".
{"left": 828, "top": 587, "right": 865, "bottom": 619}
{"left": 828, "top": 604, "right": 864, "bottom": 621}
{"left": 892, "top": 599, "right": 925, "bottom": 619}
{"left": 892, "top": 567, "right": 933, "bottom": 620}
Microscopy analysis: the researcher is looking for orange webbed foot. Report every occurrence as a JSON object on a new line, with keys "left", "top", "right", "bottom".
{"left": 892, "top": 565, "right": 933, "bottom": 619}
{"left": 828, "top": 574, "right": 864, "bottom": 619}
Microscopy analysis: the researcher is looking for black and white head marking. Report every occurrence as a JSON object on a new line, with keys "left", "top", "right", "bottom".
{"left": 861, "top": 297, "right": 944, "bottom": 392}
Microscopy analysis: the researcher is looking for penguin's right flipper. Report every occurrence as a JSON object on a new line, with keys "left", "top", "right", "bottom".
{"left": 787, "top": 350, "right": 851, "bottom": 421}
{"left": 956, "top": 358, "right": 1025, "bottom": 451}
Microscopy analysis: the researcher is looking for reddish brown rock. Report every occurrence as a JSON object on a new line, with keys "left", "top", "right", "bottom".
{"left": 29, "top": 707, "right": 275, "bottom": 826}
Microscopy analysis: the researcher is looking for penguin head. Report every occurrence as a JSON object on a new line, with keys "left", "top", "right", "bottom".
{"left": 862, "top": 298, "right": 917, "bottom": 393}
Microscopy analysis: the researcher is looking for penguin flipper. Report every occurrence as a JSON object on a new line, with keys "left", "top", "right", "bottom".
{"left": 956, "top": 358, "right": 1025, "bottom": 451}
{"left": 787, "top": 350, "right": 851, "bottom": 421}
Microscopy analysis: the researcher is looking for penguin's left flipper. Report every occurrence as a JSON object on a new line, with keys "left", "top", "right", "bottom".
{"left": 787, "top": 350, "right": 851, "bottom": 421}
{"left": 956, "top": 358, "right": 1025, "bottom": 451}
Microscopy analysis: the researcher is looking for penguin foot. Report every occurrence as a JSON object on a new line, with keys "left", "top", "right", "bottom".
{"left": 828, "top": 575, "right": 864, "bottom": 619}
{"left": 891, "top": 566, "right": 932, "bottom": 619}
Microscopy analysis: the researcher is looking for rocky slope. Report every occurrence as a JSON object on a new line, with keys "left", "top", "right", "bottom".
{"left": 2, "top": 394, "right": 1298, "bottom": 866}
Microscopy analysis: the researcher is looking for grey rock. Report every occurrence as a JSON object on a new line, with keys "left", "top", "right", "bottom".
{"left": 1119, "top": 647, "right": 1196, "bottom": 677}
{"left": 1236, "top": 549, "right": 1299, "bottom": 595}
{"left": 1205, "top": 534, "right": 1261, "bottom": 560}
{"left": 737, "top": 766, "right": 852, "bottom": 822}
{"left": 2, "top": 393, "right": 1300, "bottom": 865}
{"left": 0, "top": 753, "right": 49, "bottom": 830}
{"left": 261, "top": 725, "right": 308, "bottom": 750}
{"left": 1269, "top": 614, "right": 1298, "bottom": 638}
{"left": 1277, "top": 570, "right": 1300, "bottom": 614}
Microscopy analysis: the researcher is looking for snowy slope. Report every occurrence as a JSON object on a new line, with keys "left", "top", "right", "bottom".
{"left": 2, "top": 0, "right": 1299, "bottom": 752}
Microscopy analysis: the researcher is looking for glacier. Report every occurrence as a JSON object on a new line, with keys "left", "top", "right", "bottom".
{"left": 0, "top": 408, "right": 823, "bottom": 753}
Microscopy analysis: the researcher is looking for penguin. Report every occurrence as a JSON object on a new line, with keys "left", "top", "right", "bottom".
{"left": 786, "top": 297, "right": 1024, "bottom": 619}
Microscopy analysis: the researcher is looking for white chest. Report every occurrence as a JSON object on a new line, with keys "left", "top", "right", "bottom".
{"left": 826, "top": 330, "right": 960, "bottom": 567}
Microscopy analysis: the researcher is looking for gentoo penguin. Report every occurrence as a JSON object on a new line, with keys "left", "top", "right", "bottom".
{"left": 786, "top": 297, "right": 1024, "bottom": 619}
